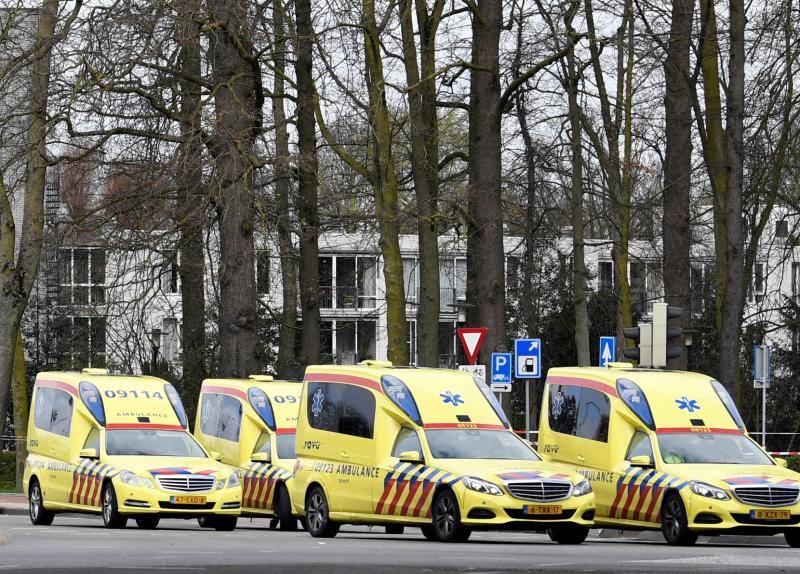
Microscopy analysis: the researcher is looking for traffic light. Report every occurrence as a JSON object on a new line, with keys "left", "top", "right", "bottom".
{"left": 622, "top": 323, "right": 652, "bottom": 368}
{"left": 652, "top": 303, "right": 683, "bottom": 368}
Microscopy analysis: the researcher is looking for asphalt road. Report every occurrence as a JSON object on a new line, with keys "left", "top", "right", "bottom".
{"left": 2, "top": 514, "right": 800, "bottom": 573}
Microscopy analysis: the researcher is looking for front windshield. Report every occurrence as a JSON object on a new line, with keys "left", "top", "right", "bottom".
{"left": 276, "top": 433, "right": 296, "bottom": 459}
{"left": 106, "top": 429, "right": 207, "bottom": 457}
{"left": 425, "top": 429, "right": 540, "bottom": 461}
{"left": 658, "top": 432, "right": 773, "bottom": 465}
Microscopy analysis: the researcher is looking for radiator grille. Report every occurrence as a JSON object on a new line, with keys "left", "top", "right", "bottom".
{"left": 155, "top": 475, "right": 216, "bottom": 492}
{"left": 733, "top": 485, "right": 799, "bottom": 507}
{"left": 505, "top": 480, "right": 572, "bottom": 502}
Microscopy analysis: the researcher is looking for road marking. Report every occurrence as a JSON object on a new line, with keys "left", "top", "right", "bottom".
{"left": 156, "top": 551, "right": 222, "bottom": 555}
{"left": 0, "top": 565, "right": 21, "bottom": 570}
{"left": 625, "top": 555, "right": 800, "bottom": 567}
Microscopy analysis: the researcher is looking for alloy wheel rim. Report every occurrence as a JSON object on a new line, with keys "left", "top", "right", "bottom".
{"left": 308, "top": 492, "right": 324, "bottom": 532}
{"left": 665, "top": 500, "right": 681, "bottom": 539}
{"left": 30, "top": 485, "right": 40, "bottom": 519}
{"left": 435, "top": 496, "right": 455, "bottom": 537}
{"left": 103, "top": 489, "right": 112, "bottom": 523}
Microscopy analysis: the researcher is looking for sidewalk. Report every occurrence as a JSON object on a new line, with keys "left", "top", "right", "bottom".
{"left": 0, "top": 493, "right": 27, "bottom": 516}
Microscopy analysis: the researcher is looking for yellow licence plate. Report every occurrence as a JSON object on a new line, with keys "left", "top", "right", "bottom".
{"left": 523, "top": 504, "right": 562, "bottom": 516}
{"left": 170, "top": 495, "right": 206, "bottom": 505}
{"left": 751, "top": 509, "right": 790, "bottom": 520}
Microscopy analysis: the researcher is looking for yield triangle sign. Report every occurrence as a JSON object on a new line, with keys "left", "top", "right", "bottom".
{"left": 458, "top": 327, "right": 488, "bottom": 365}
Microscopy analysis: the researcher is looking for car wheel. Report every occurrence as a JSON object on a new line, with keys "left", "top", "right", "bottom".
{"left": 305, "top": 486, "right": 339, "bottom": 538}
{"left": 28, "top": 480, "right": 55, "bottom": 526}
{"left": 136, "top": 517, "right": 160, "bottom": 529}
{"left": 547, "top": 524, "right": 589, "bottom": 545}
{"left": 212, "top": 516, "right": 238, "bottom": 531}
{"left": 420, "top": 525, "right": 438, "bottom": 541}
{"left": 275, "top": 485, "right": 298, "bottom": 531}
{"left": 661, "top": 493, "right": 697, "bottom": 546}
{"left": 197, "top": 516, "right": 212, "bottom": 528}
{"left": 102, "top": 483, "right": 128, "bottom": 529}
{"left": 785, "top": 530, "right": 800, "bottom": 547}
{"left": 431, "top": 489, "right": 471, "bottom": 542}
{"left": 385, "top": 524, "right": 404, "bottom": 535}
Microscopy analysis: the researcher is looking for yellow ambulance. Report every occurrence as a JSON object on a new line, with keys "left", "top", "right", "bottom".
{"left": 289, "top": 361, "right": 595, "bottom": 543}
{"left": 23, "top": 369, "right": 241, "bottom": 530}
{"left": 194, "top": 375, "right": 301, "bottom": 529}
{"left": 538, "top": 363, "right": 800, "bottom": 546}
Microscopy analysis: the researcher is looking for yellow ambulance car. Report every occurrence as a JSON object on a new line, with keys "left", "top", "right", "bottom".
{"left": 538, "top": 364, "right": 800, "bottom": 546}
{"left": 23, "top": 369, "right": 241, "bottom": 530}
{"left": 289, "top": 361, "right": 595, "bottom": 543}
{"left": 194, "top": 375, "right": 301, "bottom": 529}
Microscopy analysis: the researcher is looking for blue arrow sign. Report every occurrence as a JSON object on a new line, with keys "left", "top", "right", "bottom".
{"left": 491, "top": 353, "right": 513, "bottom": 384}
{"left": 599, "top": 336, "right": 616, "bottom": 367}
{"left": 514, "top": 339, "right": 541, "bottom": 379}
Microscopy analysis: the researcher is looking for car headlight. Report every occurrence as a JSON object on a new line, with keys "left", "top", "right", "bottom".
{"left": 119, "top": 470, "right": 155, "bottom": 489}
{"left": 572, "top": 479, "right": 592, "bottom": 497}
{"left": 690, "top": 481, "right": 730, "bottom": 500}
{"left": 463, "top": 476, "right": 503, "bottom": 496}
{"left": 226, "top": 473, "right": 240, "bottom": 488}
{"left": 215, "top": 478, "right": 226, "bottom": 490}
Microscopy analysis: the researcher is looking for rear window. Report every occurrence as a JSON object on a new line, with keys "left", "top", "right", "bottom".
{"left": 33, "top": 387, "right": 74, "bottom": 438}
{"left": 548, "top": 384, "right": 610, "bottom": 442}
{"left": 307, "top": 382, "right": 375, "bottom": 439}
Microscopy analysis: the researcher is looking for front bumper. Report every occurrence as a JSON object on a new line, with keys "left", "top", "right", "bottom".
{"left": 687, "top": 492, "right": 800, "bottom": 533}
{"left": 116, "top": 479, "right": 241, "bottom": 517}
{"left": 459, "top": 487, "right": 595, "bottom": 529}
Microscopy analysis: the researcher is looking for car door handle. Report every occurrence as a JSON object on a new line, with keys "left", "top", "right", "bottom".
{"left": 576, "top": 455, "right": 586, "bottom": 462}
{"left": 49, "top": 448, "right": 56, "bottom": 455}
{"left": 340, "top": 451, "right": 349, "bottom": 459}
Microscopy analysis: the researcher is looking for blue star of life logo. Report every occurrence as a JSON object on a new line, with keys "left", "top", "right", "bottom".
{"left": 440, "top": 391, "right": 464, "bottom": 406}
{"left": 311, "top": 388, "right": 325, "bottom": 417}
{"left": 676, "top": 396, "right": 700, "bottom": 413}
{"left": 552, "top": 391, "right": 565, "bottom": 418}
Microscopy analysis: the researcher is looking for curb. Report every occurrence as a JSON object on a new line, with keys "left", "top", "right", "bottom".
{"left": 0, "top": 506, "right": 28, "bottom": 516}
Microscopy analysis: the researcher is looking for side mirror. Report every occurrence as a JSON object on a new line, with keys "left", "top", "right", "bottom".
{"left": 776, "top": 457, "right": 788, "bottom": 468}
{"left": 399, "top": 450, "right": 423, "bottom": 464}
{"left": 209, "top": 450, "right": 223, "bottom": 462}
{"left": 79, "top": 448, "right": 99, "bottom": 460}
{"left": 251, "top": 452, "right": 271, "bottom": 463}
{"left": 629, "top": 455, "right": 653, "bottom": 468}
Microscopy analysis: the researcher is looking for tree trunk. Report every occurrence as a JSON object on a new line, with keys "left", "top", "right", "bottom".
{"left": 398, "top": 0, "right": 443, "bottom": 368}
{"left": 296, "top": 0, "right": 321, "bottom": 368}
{"left": 566, "top": 9, "right": 590, "bottom": 366}
{"left": 12, "top": 330, "right": 27, "bottom": 489}
{"left": 719, "top": 0, "right": 746, "bottom": 399}
{"left": 0, "top": 0, "right": 59, "bottom": 432}
{"left": 175, "top": 0, "right": 206, "bottom": 405}
{"left": 617, "top": 0, "right": 634, "bottom": 344}
{"left": 363, "top": 0, "right": 409, "bottom": 365}
{"left": 273, "top": 0, "right": 299, "bottom": 379}
{"left": 662, "top": 0, "right": 694, "bottom": 370}
{"left": 208, "top": 0, "right": 260, "bottom": 378}
{"left": 467, "top": 0, "right": 507, "bottom": 375}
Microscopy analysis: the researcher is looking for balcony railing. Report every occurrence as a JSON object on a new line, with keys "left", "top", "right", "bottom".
{"left": 405, "top": 288, "right": 465, "bottom": 314}
{"left": 319, "top": 286, "right": 377, "bottom": 310}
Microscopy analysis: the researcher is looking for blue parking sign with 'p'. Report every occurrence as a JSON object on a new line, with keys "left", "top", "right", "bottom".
{"left": 491, "top": 353, "right": 512, "bottom": 384}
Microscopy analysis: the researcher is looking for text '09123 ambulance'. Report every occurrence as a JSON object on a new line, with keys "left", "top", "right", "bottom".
{"left": 194, "top": 375, "right": 302, "bottom": 529}
{"left": 290, "top": 361, "right": 595, "bottom": 543}
{"left": 23, "top": 369, "right": 241, "bottom": 530}
{"left": 538, "top": 363, "right": 800, "bottom": 546}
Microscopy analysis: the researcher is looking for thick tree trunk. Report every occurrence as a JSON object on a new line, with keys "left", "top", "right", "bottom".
{"left": 363, "top": 0, "right": 409, "bottom": 365}
{"left": 273, "top": 0, "right": 299, "bottom": 379}
{"left": 467, "top": 0, "right": 507, "bottom": 374}
{"left": 296, "top": 0, "right": 321, "bottom": 368}
{"left": 176, "top": 0, "right": 206, "bottom": 404}
{"left": 517, "top": 98, "right": 538, "bottom": 338}
{"left": 662, "top": 0, "right": 694, "bottom": 370}
{"left": 12, "top": 330, "right": 27, "bottom": 489}
{"left": 208, "top": 0, "right": 260, "bottom": 377}
{"left": 398, "top": 0, "right": 443, "bottom": 367}
{"left": 0, "top": 0, "right": 59, "bottom": 432}
{"left": 719, "top": 0, "right": 746, "bottom": 399}
{"left": 566, "top": 16, "right": 590, "bottom": 366}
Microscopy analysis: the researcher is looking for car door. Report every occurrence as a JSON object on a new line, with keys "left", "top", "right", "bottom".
{"left": 33, "top": 387, "right": 75, "bottom": 506}
{"left": 374, "top": 427, "right": 430, "bottom": 519}
{"left": 603, "top": 431, "right": 658, "bottom": 523}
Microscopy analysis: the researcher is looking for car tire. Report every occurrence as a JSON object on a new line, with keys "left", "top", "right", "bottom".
{"left": 661, "top": 493, "right": 697, "bottom": 546}
{"left": 785, "top": 530, "right": 800, "bottom": 547}
{"left": 28, "top": 479, "right": 55, "bottom": 526}
{"left": 305, "top": 486, "right": 339, "bottom": 538}
{"left": 420, "top": 525, "right": 438, "bottom": 541}
{"left": 102, "top": 483, "right": 128, "bottom": 529}
{"left": 275, "top": 485, "right": 298, "bottom": 531}
{"left": 211, "top": 516, "right": 238, "bottom": 531}
{"left": 385, "top": 524, "right": 405, "bottom": 535}
{"left": 431, "top": 489, "right": 471, "bottom": 542}
{"left": 136, "top": 517, "right": 160, "bottom": 529}
{"left": 197, "top": 516, "right": 211, "bottom": 528}
{"left": 547, "top": 524, "right": 589, "bottom": 545}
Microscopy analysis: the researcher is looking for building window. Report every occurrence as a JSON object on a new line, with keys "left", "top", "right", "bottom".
{"left": 256, "top": 251, "right": 270, "bottom": 295}
{"left": 599, "top": 261, "right": 614, "bottom": 292}
{"left": 58, "top": 248, "right": 106, "bottom": 305}
{"left": 776, "top": 220, "right": 789, "bottom": 238}
{"left": 749, "top": 262, "right": 766, "bottom": 303}
{"left": 506, "top": 256, "right": 521, "bottom": 295}
{"left": 50, "top": 315, "right": 106, "bottom": 370}
{"left": 792, "top": 262, "right": 800, "bottom": 299}
{"left": 630, "top": 260, "right": 661, "bottom": 314}
{"left": 318, "top": 255, "right": 376, "bottom": 310}
{"left": 161, "top": 317, "right": 179, "bottom": 363}
{"left": 403, "top": 257, "right": 417, "bottom": 303}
